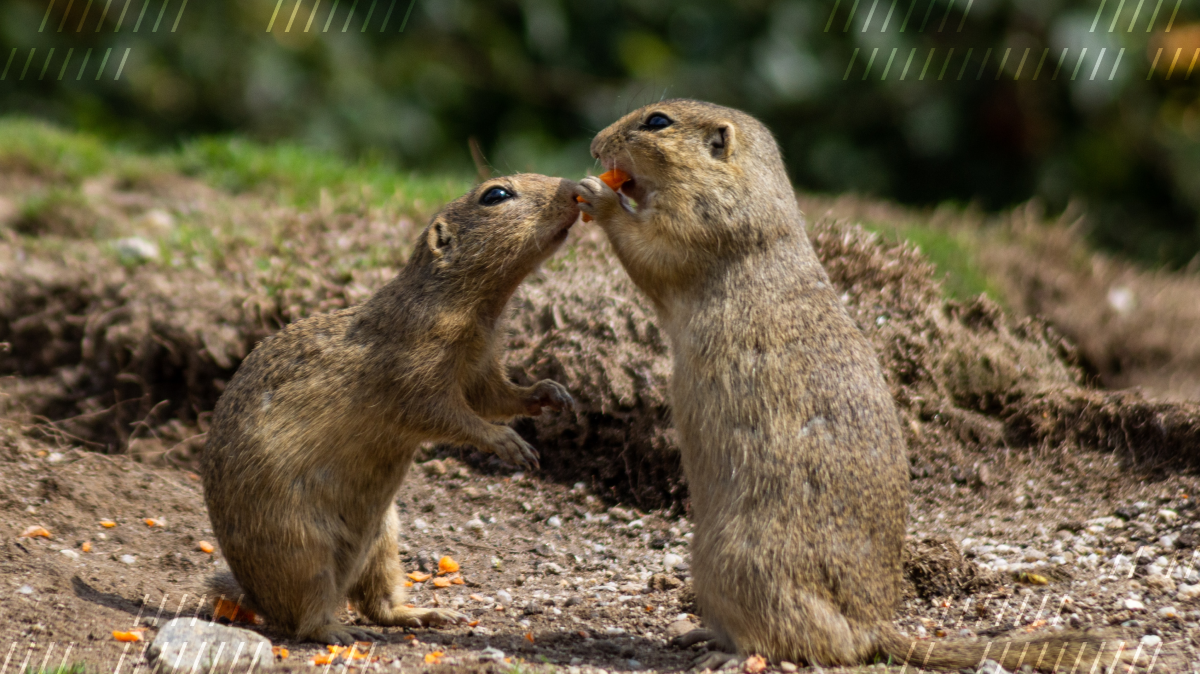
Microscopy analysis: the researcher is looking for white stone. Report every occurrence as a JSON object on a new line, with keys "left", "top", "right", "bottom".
{"left": 114, "top": 237, "right": 159, "bottom": 264}
{"left": 412, "top": 518, "right": 429, "bottom": 530}
{"left": 1176, "top": 583, "right": 1200, "bottom": 601}
{"left": 496, "top": 589, "right": 513, "bottom": 605}
{"left": 148, "top": 618, "right": 271, "bottom": 674}
{"left": 1024, "top": 549, "right": 1048, "bottom": 562}
{"left": 976, "top": 660, "right": 1012, "bottom": 674}
{"left": 1156, "top": 606, "right": 1180, "bottom": 619}
{"left": 59, "top": 549, "right": 79, "bottom": 560}
{"left": 1158, "top": 509, "right": 1179, "bottom": 523}
{"left": 120, "top": 554, "right": 137, "bottom": 565}
{"left": 1140, "top": 634, "right": 1163, "bottom": 648}
{"left": 663, "top": 553, "right": 684, "bottom": 571}
{"left": 1122, "top": 598, "right": 1145, "bottom": 611}
{"left": 547, "top": 516, "right": 563, "bottom": 528}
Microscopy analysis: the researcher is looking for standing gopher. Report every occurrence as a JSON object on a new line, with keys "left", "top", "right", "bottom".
{"left": 202, "top": 174, "right": 578, "bottom": 645}
{"left": 575, "top": 100, "right": 1136, "bottom": 671}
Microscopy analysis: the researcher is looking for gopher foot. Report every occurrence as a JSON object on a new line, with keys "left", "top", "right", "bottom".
{"left": 524, "top": 379, "right": 575, "bottom": 415}
{"left": 307, "top": 623, "right": 384, "bottom": 646}
{"left": 483, "top": 425, "right": 540, "bottom": 469}
{"left": 672, "top": 628, "right": 720, "bottom": 649}
{"left": 692, "top": 651, "right": 740, "bottom": 671}
{"left": 381, "top": 606, "right": 469, "bottom": 629}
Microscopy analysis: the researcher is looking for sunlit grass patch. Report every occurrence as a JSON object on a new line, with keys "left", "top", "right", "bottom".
{"left": 861, "top": 220, "right": 1003, "bottom": 304}
{"left": 174, "top": 137, "right": 472, "bottom": 211}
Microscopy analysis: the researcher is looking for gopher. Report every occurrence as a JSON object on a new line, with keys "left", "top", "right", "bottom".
{"left": 575, "top": 100, "right": 1137, "bottom": 671}
{"left": 202, "top": 174, "right": 578, "bottom": 645}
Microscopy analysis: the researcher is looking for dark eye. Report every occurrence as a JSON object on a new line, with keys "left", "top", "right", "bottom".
{"left": 642, "top": 113, "right": 673, "bottom": 130}
{"left": 480, "top": 186, "right": 514, "bottom": 206}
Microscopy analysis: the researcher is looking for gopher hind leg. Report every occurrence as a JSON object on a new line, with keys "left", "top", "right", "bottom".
{"left": 348, "top": 505, "right": 467, "bottom": 628}
{"left": 222, "top": 533, "right": 382, "bottom": 645}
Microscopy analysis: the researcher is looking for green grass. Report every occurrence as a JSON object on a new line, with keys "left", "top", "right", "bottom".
{"left": 862, "top": 219, "right": 1004, "bottom": 303}
{"left": 174, "top": 137, "right": 472, "bottom": 210}
{"left": 0, "top": 116, "right": 1006, "bottom": 304}
{"left": 0, "top": 117, "right": 473, "bottom": 212}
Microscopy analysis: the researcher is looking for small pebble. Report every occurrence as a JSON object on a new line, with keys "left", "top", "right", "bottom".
{"left": 976, "top": 659, "right": 1013, "bottom": 674}
{"left": 60, "top": 549, "right": 80, "bottom": 560}
{"left": 120, "top": 554, "right": 137, "bottom": 565}
{"left": 608, "top": 507, "right": 634, "bottom": 522}
{"left": 665, "top": 619, "right": 696, "bottom": 640}
{"left": 1141, "top": 634, "right": 1163, "bottom": 648}
{"left": 663, "top": 553, "right": 684, "bottom": 571}
{"left": 496, "top": 589, "right": 513, "bottom": 605}
{"left": 547, "top": 515, "right": 563, "bottom": 528}
{"left": 412, "top": 518, "right": 429, "bottom": 530}
{"left": 1122, "top": 598, "right": 1145, "bottom": 611}
{"left": 420, "top": 459, "right": 447, "bottom": 477}
{"left": 626, "top": 659, "right": 642, "bottom": 669}
{"left": 779, "top": 663, "right": 798, "bottom": 673}
{"left": 114, "top": 237, "right": 159, "bottom": 264}
{"left": 16, "top": 585, "right": 34, "bottom": 595}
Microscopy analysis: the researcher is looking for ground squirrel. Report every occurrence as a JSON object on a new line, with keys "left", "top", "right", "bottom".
{"left": 575, "top": 100, "right": 1137, "bottom": 671}
{"left": 201, "top": 174, "right": 578, "bottom": 645}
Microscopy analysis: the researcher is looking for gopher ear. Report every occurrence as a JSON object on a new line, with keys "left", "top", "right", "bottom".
{"left": 427, "top": 218, "right": 456, "bottom": 260}
{"left": 708, "top": 123, "right": 736, "bottom": 160}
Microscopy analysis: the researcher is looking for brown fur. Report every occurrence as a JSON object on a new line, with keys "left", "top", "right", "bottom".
{"left": 576, "top": 100, "right": 1137, "bottom": 671}
{"left": 201, "top": 174, "right": 578, "bottom": 645}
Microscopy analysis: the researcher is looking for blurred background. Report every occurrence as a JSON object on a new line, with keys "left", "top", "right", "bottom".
{"left": 1, "top": 0, "right": 1199, "bottom": 267}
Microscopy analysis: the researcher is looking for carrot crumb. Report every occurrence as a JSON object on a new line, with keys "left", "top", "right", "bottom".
{"left": 437, "top": 556, "right": 460, "bottom": 574}
{"left": 19, "top": 525, "right": 51, "bottom": 539}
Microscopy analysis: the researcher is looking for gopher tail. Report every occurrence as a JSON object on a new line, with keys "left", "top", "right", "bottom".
{"left": 878, "top": 625, "right": 1125, "bottom": 672}
{"left": 204, "top": 571, "right": 263, "bottom": 619}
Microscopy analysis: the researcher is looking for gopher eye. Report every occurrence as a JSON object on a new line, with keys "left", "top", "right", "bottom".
{"left": 642, "top": 113, "right": 673, "bottom": 130}
{"left": 480, "top": 186, "right": 514, "bottom": 206}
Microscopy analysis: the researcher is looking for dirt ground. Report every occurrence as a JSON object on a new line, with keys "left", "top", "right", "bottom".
{"left": 4, "top": 413, "right": 1200, "bottom": 673}
{"left": 4, "top": 148, "right": 1200, "bottom": 672}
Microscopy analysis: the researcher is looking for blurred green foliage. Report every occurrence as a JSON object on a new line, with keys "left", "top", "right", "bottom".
{"left": 2, "top": 0, "right": 1199, "bottom": 266}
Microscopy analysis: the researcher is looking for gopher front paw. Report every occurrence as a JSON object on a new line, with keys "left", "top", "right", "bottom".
{"left": 524, "top": 379, "right": 574, "bottom": 415}
{"left": 483, "top": 425, "right": 540, "bottom": 469}
{"left": 575, "top": 176, "right": 622, "bottom": 221}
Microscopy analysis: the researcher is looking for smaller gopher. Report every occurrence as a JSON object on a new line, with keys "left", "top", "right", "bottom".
{"left": 202, "top": 174, "right": 578, "bottom": 644}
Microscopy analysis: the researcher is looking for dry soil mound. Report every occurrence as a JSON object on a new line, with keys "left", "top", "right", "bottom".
{"left": 3, "top": 210, "right": 1199, "bottom": 509}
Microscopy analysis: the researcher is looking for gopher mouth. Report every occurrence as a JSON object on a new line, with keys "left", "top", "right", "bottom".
{"left": 602, "top": 160, "right": 649, "bottom": 213}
